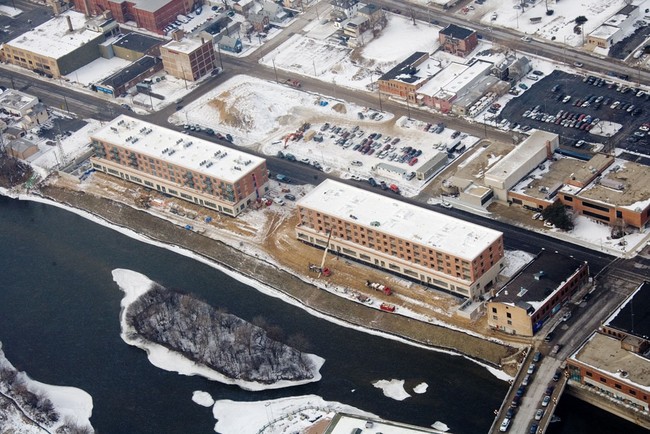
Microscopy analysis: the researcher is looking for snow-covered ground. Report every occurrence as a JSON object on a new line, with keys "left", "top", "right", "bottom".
{"left": 261, "top": 13, "right": 442, "bottom": 92}
{"left": 465, "top": 0, "right": 631, "bottom": 48}
{"left": 210, "top": 394, "right": 376, "bottom": 434}
{"left": 0, "top": 342, "right": 94, "bottom": 433}
{"left": 112, "top": 268, "right": 325, "bottom": 390}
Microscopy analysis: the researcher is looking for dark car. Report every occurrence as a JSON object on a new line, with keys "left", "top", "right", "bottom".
{"left": 553, "top": 370, "right": 562, "bottom": 382}
{"left": 511, "top": 395, "right": 521, "bottom": 407}
{"left": 533, "top": 351, "right": 542, "bottom": 362}
{"left": 284, "top": 194, "right": 296, "bottom": 201}
{"left": 546, "top": 385, "right": 555, "bottom": 395}
{"left": 544, "top": 332, "right": 554, "bottom": 342}
{"left": 530, "top": 423, "right": 539, "bottom": 434}
{"left": 506, "top": 407, "right": 516, "bottom": 419}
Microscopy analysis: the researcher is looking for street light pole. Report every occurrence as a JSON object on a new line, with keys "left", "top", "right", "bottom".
{"left": 272, "top": 58, "right": 278, "bottom": 83}
{"left": 216, "top": 43, "right": 224, "bottom": 70}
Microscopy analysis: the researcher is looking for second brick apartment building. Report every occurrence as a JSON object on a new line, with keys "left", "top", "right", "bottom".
{"left": 295, "top": 180, "right": 504, "bottom": 299}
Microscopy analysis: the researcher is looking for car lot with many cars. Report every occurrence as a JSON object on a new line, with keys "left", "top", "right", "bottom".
{"left": 498, "top": 70, "right": 649, "bottom": 156}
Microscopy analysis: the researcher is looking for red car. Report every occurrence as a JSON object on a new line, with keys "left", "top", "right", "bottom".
{"left": 409, "top": 157, "right": 419, "bottom": 166}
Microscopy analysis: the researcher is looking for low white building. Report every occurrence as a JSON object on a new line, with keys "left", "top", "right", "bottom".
{"left": 484, "top": 131, "right": 559, "bottom": 201}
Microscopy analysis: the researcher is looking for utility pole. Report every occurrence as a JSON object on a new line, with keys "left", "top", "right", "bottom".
{"left": 272, "top": 58, "right": 279, "bottom": 83}
{"left": 216, "top": 43, "right": 224, "bottom": 70}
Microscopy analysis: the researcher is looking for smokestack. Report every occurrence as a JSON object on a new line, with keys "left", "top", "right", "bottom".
{"left": 66, "top": 15, "right": 73, "bottom": 32}
{"left": 84, "top": 0, "right": 92, "bottom": 17}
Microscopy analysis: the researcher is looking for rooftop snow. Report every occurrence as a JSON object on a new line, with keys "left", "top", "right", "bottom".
{"left": 484, "top": 130, "right": 558, "bottom": 185}
{"left": 493, "top": 250, "right": 584, "bottom": 306}
{"left": 92, "top": 115, "right": 265, "bottom": 183}
{"left": 417, "top": 62, "right": 468, "bottom": 97}
{"left": 572, "top": 333, "right": 650, "bottom": 392}
{"left": 589, "top": 24, "right": 620, "bottom": 39}
{"left": 6, "top": 10, "right": 103, "bottom": 59}
{"left": 0, "top": 89, "right": 38, "bottom": 111}
{"left": 297, "top": 179, "right": 502, "bottom": 261}
{"left": 441, "top": 60, "right": 492, "bottom": 94}
{"left": 325, "top": 413, "right": 443, "bottom": 434}
{"left": 162, "top": 37, "right": 205, "bottom": 54}
{"left": 578, "top": 158, "right": 650, "bottom": 210}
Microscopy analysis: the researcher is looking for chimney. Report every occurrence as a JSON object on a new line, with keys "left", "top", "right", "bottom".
{"left": 66, "top": 15, "right": 73, "bottom": 32}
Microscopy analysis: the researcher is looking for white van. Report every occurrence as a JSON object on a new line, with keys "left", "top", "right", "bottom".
{"left": 499, "top": 417, "right": 511, "bottom": 432}
{"left": 273, "top": 197, "right": 285, "bottom": 206}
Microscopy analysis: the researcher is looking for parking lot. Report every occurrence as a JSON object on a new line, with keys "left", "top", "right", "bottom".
{"left": 0, "top": 0, "right": 52, "bottom": 44}
{"left": 499, "top": 70, "right": 649, "bottom": 156}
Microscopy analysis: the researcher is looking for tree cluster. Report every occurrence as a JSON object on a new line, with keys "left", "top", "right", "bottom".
{"left": 0, "top": 149, "right": 33, "bottom": 187}
{"left": 0, "top": 364, "right": 59, "bottom": 426}
{"left": 125, "top": 285, "right": 316, "bottom": 384}
{"left": 542, "top": 201, "right": 574, "bottom": 231}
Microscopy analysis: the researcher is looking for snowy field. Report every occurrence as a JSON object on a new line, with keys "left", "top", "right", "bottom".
{"left": 465, "top": 0, "right": 631, "bottom": 47}
{"left": 261, "top": 13, "right": 442, "bottom": 92}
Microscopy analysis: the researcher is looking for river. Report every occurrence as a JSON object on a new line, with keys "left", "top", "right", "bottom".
{"left": 0, "top": 195, "right": 645, "bottom": 434}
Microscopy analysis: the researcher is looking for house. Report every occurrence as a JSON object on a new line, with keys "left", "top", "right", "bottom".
{"left": 330, "top": 0, "right": 359, "bottom": 18}
{"left": 248, "top": 11, "right": 271, "bottom": 33}
{"left": 262, "top": 0, "right": 288, "bottom": 22}
{"left": 21, "top": 103, "right": 49, "bottom": 128}
{"left": 438, "top": 24, "right": 478, "bottom": 57}
{"left": 233, "top": 0, "right": 256, "bottom": 15}
{"left": 357, "top": 3, "right": 385, "bottom": 28}
{"left": 7, "top": 138, "right": 39, "bottom": 160}
{"left": 218, "top": 35, "right": 243, "bottom": 53}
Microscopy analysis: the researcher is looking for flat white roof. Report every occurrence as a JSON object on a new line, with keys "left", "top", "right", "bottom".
{"left": 298, "top": 179, "right": 502, "bottom": 261}
{"left": 484, "top": 130, "right": 558, "bottom": 184}
{"left": 326, "top": 414, "right": 444, "bottom": 434}
{"left": 0, "top": 89, "right": 38, "bottom": 111}
{"left": 441, "top": 60, "right": 492, "bottom": 94}
{"left": 417, "top": 62, "right": 468, "bottom": 97}
{"left": 92, "top": 115, "right": 266, "bottom": 183}
{"left": 162, "top": 38, "right": 204, "bottom": 54}
{"left": 7, "top": 11, "right": 103, "bottom": 59}
{"left": 590, "top": 24, "right": 620, "bottom": 39}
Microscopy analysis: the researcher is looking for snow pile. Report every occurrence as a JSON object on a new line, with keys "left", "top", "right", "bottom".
{"left": 191, "top": 390, "right": 215, "bottom": 407}
{"left": 413, "top": 382, "right": 429, "bottom": 394}
{"left": 372, "top": 379, "right": 411, "bottom": 401}
{"left": 501, "top": 250, "right": 535, "bottom": 278}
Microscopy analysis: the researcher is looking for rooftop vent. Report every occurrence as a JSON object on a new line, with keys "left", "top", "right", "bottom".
{"left": 534, "top": 271, "right": 546, "bottom": 281}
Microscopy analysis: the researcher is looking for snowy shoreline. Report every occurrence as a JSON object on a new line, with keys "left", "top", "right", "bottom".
{"left": 0, "top": 186, "right": 513, "bottom": 381}
{"left": 113, "top": 268, "right": 325, "bottom": 390}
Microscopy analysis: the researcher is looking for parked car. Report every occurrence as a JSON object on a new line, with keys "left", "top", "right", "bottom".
{"left": 542, "top": 395, "right": 551, "bottom": 407}
{"left": 527, "top": 363, "right": 536, "bottom": 374}
{"left": 535, "top": 408, "right": 545, "bottom": 421}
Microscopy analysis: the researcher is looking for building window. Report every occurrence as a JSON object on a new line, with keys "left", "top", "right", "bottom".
{"left": 600, "top": 377, "right": 607, "bottom": 383}
{"left": 492, "top": 307, "right": 497, "bottom": 313}
{"left": 506, "top": 312, "right": 512, "bottom": 319}
{"left": 507, "top": 320, "right": 512, "bottom": 325}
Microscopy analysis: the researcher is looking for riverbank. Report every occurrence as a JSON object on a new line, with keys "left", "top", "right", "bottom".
{"left": 6, "top": 174, "right": 517, "bottom": 371}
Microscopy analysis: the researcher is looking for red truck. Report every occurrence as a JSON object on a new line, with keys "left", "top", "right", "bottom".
{"left": 284, "top": 79, "right": 302, "bottom": 88}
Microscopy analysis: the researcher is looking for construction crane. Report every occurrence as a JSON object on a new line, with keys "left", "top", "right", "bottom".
{"left": 317, "top": 230, "right": 332, "bottom": 278}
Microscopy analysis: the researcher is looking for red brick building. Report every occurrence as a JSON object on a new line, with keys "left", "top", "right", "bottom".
{"left": 438, "top": 24, "right": 478, "bottom": 57}
{"left": 72, "top": 0, "right": 193, "bottom": 34}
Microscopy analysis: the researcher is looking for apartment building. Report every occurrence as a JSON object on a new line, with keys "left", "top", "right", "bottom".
{"left": 295, "top": 180, "right": 504, "bottom": 299}
{"left": 89, "top": 115, "right": 269, "bottom": 216}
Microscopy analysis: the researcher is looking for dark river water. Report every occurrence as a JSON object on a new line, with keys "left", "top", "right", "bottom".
{"left": 0, "top": 195, "right": 645, "bottom": 434}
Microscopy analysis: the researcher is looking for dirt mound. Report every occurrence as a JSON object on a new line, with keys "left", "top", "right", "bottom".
{"left": 331, "top": 103, "right": 346, "bottom": 114}
{"left": 207, "top": 90, "right": 252, "bottom": 130}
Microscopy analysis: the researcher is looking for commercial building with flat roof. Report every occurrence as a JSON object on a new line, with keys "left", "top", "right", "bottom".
{"left": 487, "top": 250, "right": 589, "bottom": 336}
{"left": 568, "top": 282, "right": 650, "bottom": 421}
{"left": 90, "top": 115, "right": 269, "bottom": 216}
{"left": 0, "top": 89, "right": 39, "bottom": 116}
{"left": 112, "top": 32, "right": 165, "bottom": 61}
{"left": 484, "top": 130, "right": 559, "bottom": 201}
{"left": 296, "top": 179, "right": 504, "bottom": 299}
{"left": 71, "top": 0, "right": 192, "bottom": 34}
{"left": 378, "top": 52, "right": 440, "bottom": 103}
{"left": 324, "top": 413, "right": 443, "bottom": 433}
{"left": 509, "top": 153, "right": 650, "bottom": 228}
{"left": 161, "top": 37, "right": 216, "bottom": 81}
{"left": 96, "top": 55, "right": 164, "bottom": 97}
{"left": 3, "top": 11, "right": 106, "bottom": 77}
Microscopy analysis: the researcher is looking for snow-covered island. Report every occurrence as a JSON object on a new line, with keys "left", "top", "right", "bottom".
{"left": 113, "top": 269, "right": 325, "bottom": 390}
